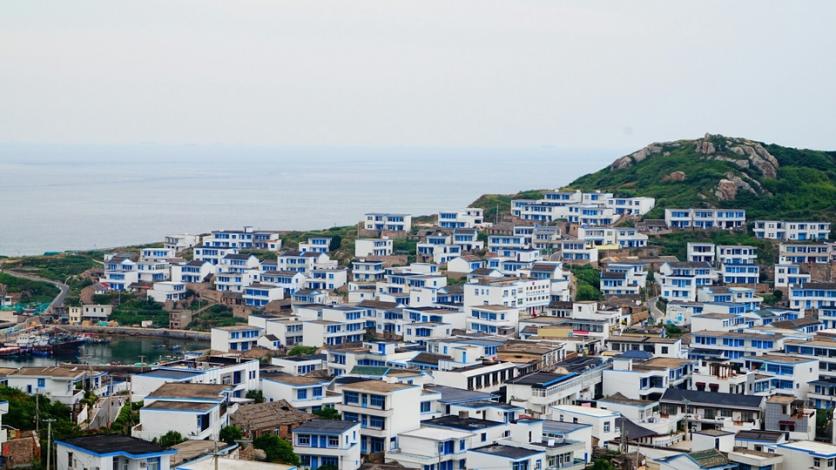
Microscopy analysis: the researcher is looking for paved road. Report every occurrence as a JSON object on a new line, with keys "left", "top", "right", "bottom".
{"left": 648, "top": 295, "right": 665, "bottom": 323}
{"left": 0, "top": 269, "right": 70, "bottom": 315}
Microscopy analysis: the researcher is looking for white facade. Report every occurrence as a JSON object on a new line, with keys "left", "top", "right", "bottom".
{"left": 56, "top": 436, "right": 174, "bottom": 470}
{"left": 364, "top": 213, "right": 412, "bottom": 232}
{"left": 210, "top": 326, "right": 263, "bottom": 353}
{"left": 551, "top": 405, "right": 619, "bottom": 448}
{"left": 754, "top": 220, "right": 831, "bottom": 241}
{"left": 355, "top": 238, "right": 394, "bottom": 258}
{"left": 148, "top": 281, "right": 188, "bottom": 303}
{"left": 293, "top": 420, "right": 362, "bottom": 470}
{"left": 664, "top": 208, "right": 746, "bottom": 230}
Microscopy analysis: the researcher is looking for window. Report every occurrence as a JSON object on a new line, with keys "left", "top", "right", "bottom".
{"left": 421, "top": 401, "right": 431, "bottom": 413}
{"left": 481, "top": 432, "right": 487, "bottom": 442}
{"left": 297, "top": 389, "right": 308, "bottom": 400}
{"left": 603, "top": 421, "right": 611, "bottom": 433}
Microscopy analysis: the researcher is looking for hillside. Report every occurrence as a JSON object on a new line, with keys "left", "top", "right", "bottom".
{"left": 568, "top": 134, "right": 836, "bottom": 222}
{"left": 469, "top": 134, "right": 836, "bottom": 224}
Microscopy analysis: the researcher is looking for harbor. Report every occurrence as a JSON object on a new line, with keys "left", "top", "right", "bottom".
{"left": 0, "top": 329, "right": 208, "bottom": 367}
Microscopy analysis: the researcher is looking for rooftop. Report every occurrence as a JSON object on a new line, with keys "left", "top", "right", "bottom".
{"left": 147, "top": 383, "right": 229, "bottom": 400}
{"left": 57, "top": 435, "right": 172, "bottom": 456}
{"left": 294, "top": 419, "right": 358, "bottom": 434}
{"left": 469, "top": 444, "right": 543, "bottom": 460}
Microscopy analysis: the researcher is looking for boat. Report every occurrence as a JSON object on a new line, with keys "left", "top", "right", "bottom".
{"left": 0, "top": 346, "right": 22, "bottom": 356}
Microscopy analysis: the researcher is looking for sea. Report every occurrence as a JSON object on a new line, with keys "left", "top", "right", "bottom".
{"left": 0, "top": 335, "right": 209, "bottom": 368}
{"left": 0, "top": 144, "right": 621, "bottom": 256}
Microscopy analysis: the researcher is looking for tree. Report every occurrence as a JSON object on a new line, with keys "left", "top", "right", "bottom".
{"left": 253, "top": 434, "right": 300, "bottom": 466}
{"left": 157, "top": 431, "right": 185, "bottom": 447}
{"left": 220, "top": 425, "right": 243, "bottom": 445}
{"left": 590, "top": 458, "right": 616, "bottom": 470}
{"left": 287, "top": 345, "right": 317, "bottom": 356}
{"left": 246, "top": 390, "right": 265, "bottom": 403}
{"left": 313, "top": 407, "right": 341, "bottom": 420}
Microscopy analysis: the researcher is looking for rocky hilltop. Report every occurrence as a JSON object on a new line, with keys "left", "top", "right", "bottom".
{"left": 568, "top": 134, "right": 836, "bottom": 221}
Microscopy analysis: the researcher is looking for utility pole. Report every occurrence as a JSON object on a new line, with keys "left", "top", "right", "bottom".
{"left": 213, "top": 439, "right": 219, "bottom": 470}
{"left": 35, "top": 391, "right": 40, "bottom": 436}
{"left": 43, "top": 418, "right": 56, "bottom": 470}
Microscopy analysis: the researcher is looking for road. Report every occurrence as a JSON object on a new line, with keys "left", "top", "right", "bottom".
{"left": 648, "top": 295, "right": 665, "bottom": 323}
{"left": 0, "top": 268, "right": 70, "bottom": 315}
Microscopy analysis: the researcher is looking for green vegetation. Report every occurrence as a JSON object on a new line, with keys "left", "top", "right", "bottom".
{"left": 246, "top": 390, "right": 265, "bottom": 403}
{"left": 187, "top": 304, "right": 243, "bottom": 330}
{"left": 282, "top": 225, "right": 358, "bottom": 265}
{"left": 392, "top": 238, "right": 417, "bottom": 255}
{"left": 469, "top": 190, "right": 546, "bottom": 223}
{"left": 253, "top": 434, "right": 300, "bottom": 466}
{"left": 3, "top": 253, "right": 101, "bottom": 308}
{"left": 0, "top": 386, "right": 80, "bottom": 451}
{"left": 0, "top": 272, "right": 59, "bottom": 305}
{"left": 111, "top": 401, "right": 143, "bottom": 435}
{"left": 312, "top": 407, "right": 341, "bottom": 420}
{"left": 569, "top": 135, "right": 836, "bottom": 224}
{"left": 220, "top": 425, "right": 244, "bottom": 445}
{"left": 156, "top": 431, "right": 185, "bottom": 447}
{"left": 5, "top": 253, "right": 99, "bottom": 282}
{"left": 288, "top": 345, "right": 318, "bottom": 356}
{"left": 569, "top": 265, "right": 601, "bottom": 301}
{"left": 761, "top": 289, "right": 783, "bottom": 306}
{"left": 590, "top": 458, "right": 616, "bottom": 470}
{"left": 663, "top": 323, "right": 683, "bottom": 337}
{"left": 109, "top": 295, "right": 169, "bottom": 327}
{"left": 649, "top": 231, "right": 778, "bottom": 264}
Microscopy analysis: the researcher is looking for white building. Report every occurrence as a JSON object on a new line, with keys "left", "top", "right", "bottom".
{"left": 133, "top": 383, "right": 231, "bottom": 442}
{"left": 552, "top": 405, "right": 619, "bottom": 448}
{"left": 260, "top": 373, "right": 340, "bottom": 412}
{"left": 164, "top": 234, "right": 201, "bottom": 251}
{"left": 754, "top": 220, "right": 831, "bottom": 241}
{"left": 664, "top": 208, "right": 746, "bottom": 230}
{"left": 210, "top": 325, "right": 263, "bottom": 353}
{"left": 467, "top": 445, "right": 546, "bottom": 470}
{"left": 779, "top": 242, "right": 832, "bottom": 264}
{"left": 687, "top": 242, "right": 716, "bottom": 264}
{"left": 293, "top": 419, "right": 361, "bottom": 470}
{"left": 776, "top": 441, "right": 836, "bottom": 470}
{"left": 354, "top": 238, "right": 393, "bottom": 258}
{"left": 148, "top": 281, "right": 188, "bottom": 303}
{"left": 299, "top": 236, "right": 332, "bottom": 254}
{"left": 774, "top": 264, "right": 811, "bottom": 289}
{"left": 658, "top": 262, "right": 715, "bottom": 302}
{"left": 364, "top": 213, "right": 412, "bottom": 233}
{"left": 243, "top": 283, "right": 285, "bottom": 307}
{"left": 336, "top": 380, "right": 423, "bottom": 454}
{"left": 438, "top": 208, "right": 485, "bottom": 229}
{"left": 172, "top": 260, "right": 214, "bottom": 284}
{"left": 5, "top": 366, "right": 90, "bottom": 406}
{"left": 68, "top": 304, "right": 112, "bottom": 324}
{"left": 56, "top": 435, "right": 175, "bottom": 470}
{"left": 130, "top": 355, "right": 259, "bottom": 401}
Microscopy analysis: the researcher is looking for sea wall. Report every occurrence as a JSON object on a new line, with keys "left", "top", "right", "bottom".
{"left": 60, "top": 324, "right": 210, "bottom": 340}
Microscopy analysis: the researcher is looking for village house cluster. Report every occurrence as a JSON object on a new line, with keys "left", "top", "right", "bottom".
{"left": 4, "top": 188, "right": 836, "bottom": 470}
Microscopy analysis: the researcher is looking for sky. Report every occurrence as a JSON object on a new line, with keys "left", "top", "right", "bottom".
{"left": 2, "top": 1, "right": 835, "bottom": 151}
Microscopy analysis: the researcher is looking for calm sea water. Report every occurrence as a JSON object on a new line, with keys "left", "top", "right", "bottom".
{"left": 0, "top": 335, "right": 209, "bottom": 368}
{"left": 0, "top": 144, "right": 619, "bottom": 255}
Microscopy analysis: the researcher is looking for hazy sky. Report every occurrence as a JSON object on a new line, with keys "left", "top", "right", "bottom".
{"left": 2, "top": 1, "right": 835, "bottom": 150}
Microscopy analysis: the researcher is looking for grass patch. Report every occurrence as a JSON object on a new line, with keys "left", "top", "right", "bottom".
{"left": 187, "top": 304, "right": 243, "bottom": 331}
{"left": 109, "top": 295, "right": 169, "bottom": 327}
{"left": 568, "top": 265, "right": 601, "bottom": 301}
{"left": 0, "top": 272, "right": 60, "bottom": 304}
